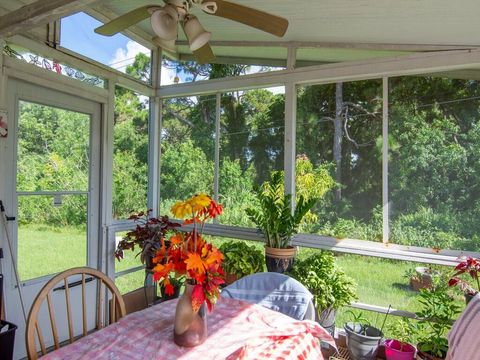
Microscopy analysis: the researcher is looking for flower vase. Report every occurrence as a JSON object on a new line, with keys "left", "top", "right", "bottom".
{"left": 173, "top": 283, "right": 207, "bottom": 347}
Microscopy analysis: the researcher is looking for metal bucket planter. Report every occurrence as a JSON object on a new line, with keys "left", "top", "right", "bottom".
{"left": 318, "top": 307, "right": 336, "bottom": 337}
{"left": 344, "top": 322, "right": 383, "bottom": 360}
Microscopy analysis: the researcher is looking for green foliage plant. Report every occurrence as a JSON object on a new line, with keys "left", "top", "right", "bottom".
{"left": 218, "top": 241, "right": 264, "bottom": 278}
{"left": 414, "top": 285, "right": 461, "bottom": 358}
{"left": 289, "top": 252, "right": 357, "bottom": 316}
{"left": 246, "top": 171, "right": 318, "bottom": 248}
{"left": 388, "top": 318, "right": 419, "bottom": 350}
{"left": 345, "top": 310, "right": 371, "bottom": 335}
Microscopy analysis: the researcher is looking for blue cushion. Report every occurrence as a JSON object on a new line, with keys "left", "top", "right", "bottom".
{"left": 221, "top": 272, "right": 313, "bottom": 321}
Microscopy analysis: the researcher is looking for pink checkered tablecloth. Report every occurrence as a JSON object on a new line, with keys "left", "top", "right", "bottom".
{"left": 41, "top": 297, "right": 335, "bottom": 360}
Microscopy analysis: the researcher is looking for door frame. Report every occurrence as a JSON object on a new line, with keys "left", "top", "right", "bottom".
{"left": 1, "top": 76, "right": 106, "bottom": 359}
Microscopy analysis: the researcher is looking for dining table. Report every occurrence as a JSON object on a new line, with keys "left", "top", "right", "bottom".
{"left": 41, "top": 296, "right": 336, "bottom": 360}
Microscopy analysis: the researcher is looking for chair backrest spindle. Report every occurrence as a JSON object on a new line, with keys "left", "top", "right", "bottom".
{"left": 81, "top": 273, "right": 87, "bottom": 336}
{"left": 64, "top": 278, "right": 74, "bottom": 344}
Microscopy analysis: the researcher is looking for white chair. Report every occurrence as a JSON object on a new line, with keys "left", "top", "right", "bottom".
{"left": 221, "top": 272, "right": 315, "bottom": 321}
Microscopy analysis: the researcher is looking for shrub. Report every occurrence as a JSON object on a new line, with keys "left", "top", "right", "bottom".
{"left": 289, "top": 252, "right": 357, "bottom": 315}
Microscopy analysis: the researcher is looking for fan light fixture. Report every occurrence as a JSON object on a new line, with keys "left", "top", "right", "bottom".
{"left": 151, "top": 5, "right": 179, "bottom": 41}
{"left": 183, "top": 16, "right": 211, "bottom": 51}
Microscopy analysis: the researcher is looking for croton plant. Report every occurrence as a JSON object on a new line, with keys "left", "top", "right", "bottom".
{"left": 448, "top": 256, "right": 480, "bottom": 296}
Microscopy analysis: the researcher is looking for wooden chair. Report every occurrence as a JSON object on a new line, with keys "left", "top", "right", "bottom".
{"left": 25, "top": 267, "right": 126, "bottom": 360}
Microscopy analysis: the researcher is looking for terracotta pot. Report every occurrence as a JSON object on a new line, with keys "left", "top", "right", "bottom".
{"left": 265, "top": 246, "right": 296, "bottom": 273}
{"left": 173, "top": 283, "right": 207, "bottom": 347}
{"left": 410, "top": 267, "right": 433, "bottom": 291}
{"left": 416, "top": 350, "right": 444, "bottom": 360}
{"left": 224, "top": 273, "right": 238, "bottom": 286}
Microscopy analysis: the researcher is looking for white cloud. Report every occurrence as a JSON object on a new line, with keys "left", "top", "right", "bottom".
{"left": 109, "top": 40, "right": 150, "bottom": 73}
{"left": 109, "top": 40, "right": 177, "bottom": 85}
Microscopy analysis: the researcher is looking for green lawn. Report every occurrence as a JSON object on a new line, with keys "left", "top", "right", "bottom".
{"left": 18, "top": 225, "right": 463, "bottom": 337}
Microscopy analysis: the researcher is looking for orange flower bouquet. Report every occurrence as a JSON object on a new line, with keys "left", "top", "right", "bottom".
{"left": 152, "top": 194, "right": 224, "bottom": 312}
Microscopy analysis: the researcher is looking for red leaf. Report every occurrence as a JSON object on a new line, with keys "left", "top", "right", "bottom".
{"left": 192, "top": 285, "right": 205, "bottom": 312}
{"left": 448, "top": 277, "right": 460, "bottom": 287}
{"left": 164, "top": 283, "right": 175, "bottom": 296}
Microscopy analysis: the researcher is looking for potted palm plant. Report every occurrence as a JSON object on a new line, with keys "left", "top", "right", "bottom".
{"left": 218, "top": 241, "right": 264, "bottom": 285}
{"left": 246, "top": 172, "right": 318, "bottom": 273}
{"left": 289, "top": 251, "right": 357, "bottom": 335}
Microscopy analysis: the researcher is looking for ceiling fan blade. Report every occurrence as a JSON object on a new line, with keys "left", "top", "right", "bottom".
{"left": 152, "top": 36, "right": 177, "bottom": 53}
{"left": 193, "top": 43, "right": 216, "bottom": 64}
{"left": 95, "top": 5, "right": 156, "bottom": 36}
{"left": 208, "top": 0, "right": 288, "bottom": 37}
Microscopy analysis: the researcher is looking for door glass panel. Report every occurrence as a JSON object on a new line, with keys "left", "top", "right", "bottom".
{"left": 17, "top": 100, "right": 90, "bottom": 192}
{"left": 17, "top": 194, "right": 88, "bottom": 280}
{"left": 16, "top": 100, "right": 91, "bottom": 281}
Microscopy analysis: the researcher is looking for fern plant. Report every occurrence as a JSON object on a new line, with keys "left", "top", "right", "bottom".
{"left": 246, "top": 172, "right": 318, "bottom": 248}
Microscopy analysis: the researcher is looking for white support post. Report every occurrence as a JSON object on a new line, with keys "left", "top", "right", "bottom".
{"left": 100, "top": 76, "right": 115, "bottom": 277}
{"left": 148, "top": 48, "right": 162, "bottom": 216}
{"left": 286, "top": 46, "right": 297, "bottom": 71}
{"left": 213, "top": 93, "right": 221, "bottom": 204}
{"left": 284, "top": 82, "right": 296, "bottom": 210}
{"left": 382, "top": 77, "right": 389, "bottom": 243}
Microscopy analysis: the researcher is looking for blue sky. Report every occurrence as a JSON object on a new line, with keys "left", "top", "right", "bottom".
{"left": 61, "top": 12, "right": 177, "bottom": 83}
{"left": 61, "top": 12, "right": 128, "bottom": 66}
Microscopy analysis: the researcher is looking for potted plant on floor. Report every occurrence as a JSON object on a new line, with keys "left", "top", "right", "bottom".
{"left": 115, "top": 209, "right": 181, "bottom": 270}
{"left": 448, "top": 256, "right": 479, "bottom": 304}
{"left": 218, "top": 241, "right": 264, "bottom": 285}
{"left": 246, "top": 172, "right": 318, "bottom": 273}
{"left": 289, "top": 251, "right": 357, "bottom": 335}
{"left": 385, "top": 318, "right": 417, "bottom": 360}
{"left": 404, "top": 267, "right": 434, "bottom": 291}
{"left": 344, "top": 311, "right": 383, "bottom": 360}
{"left": 414, "top": 285, "right": 461, "bottom": 359}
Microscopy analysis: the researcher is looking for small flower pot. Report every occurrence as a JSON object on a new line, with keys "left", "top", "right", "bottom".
{"left": 410, "top": 267, "right": 433, "bottom": 291}
{"left": 265, "top": 246, "right": 296, "bottom": 273}
{"left": 416, "top": 350, "right": 444, "bottom": 360}
{"left": 384, "top": 339, "right": 416, "bottom": 360}
{"left": 344, "top": 322, "right": 383, "bottom": 360}
{"left": 464, "top": 292, "right": 476, "bottom": 305}
{"left": 224, "top": 273, "right": 238, "bottom": 286}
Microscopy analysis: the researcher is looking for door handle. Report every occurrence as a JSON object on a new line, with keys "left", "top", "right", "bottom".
{"left": 53, "top": 277, "right": 94, "bottom": 292}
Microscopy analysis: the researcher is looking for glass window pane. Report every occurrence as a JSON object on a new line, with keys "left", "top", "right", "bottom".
{"left": 17, "top": 101, "right": 90, "bottom": 192}
{"left": 61, "top": 12, "right": 151, "bottom": 82}
{"left": 160, "top": 95, "right": 216, "bottom": 216}
{"left": 18, "top": 194, "right": 87, "bottom": 280}
{"left": 296, "top": 80, "right": 382, "bottom": 240}
{"left": 115, "top": 231, "right": 143, "bottom": 273}
{"left": 389, "top": 76, "right": 480, "bottom": 252}
{"left": 115, "top": 270, "right": 146, "bottom": 295}
{"left": 219, "top": 87, "right": 285, "bottom": 226}
{"left": 112, "top": 87, "right": 149, "bottom": 219}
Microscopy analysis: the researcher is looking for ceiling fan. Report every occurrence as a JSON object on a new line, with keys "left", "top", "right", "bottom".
{"left": 94, "top": 0, "right": 289, "bottom": 64}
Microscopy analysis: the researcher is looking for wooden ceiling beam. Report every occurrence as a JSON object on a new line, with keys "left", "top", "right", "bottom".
{"left": 0, "top": 0, "right": 100, "bottom": 38}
